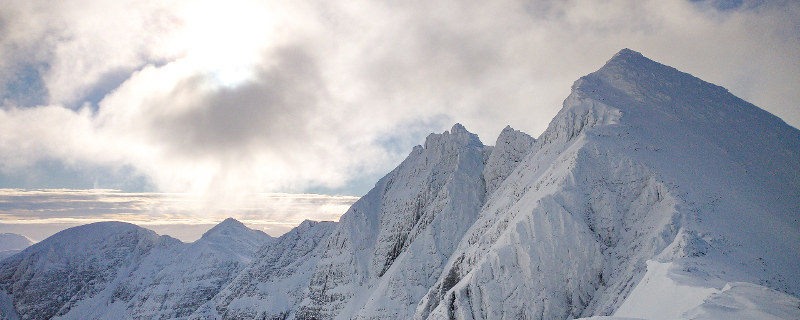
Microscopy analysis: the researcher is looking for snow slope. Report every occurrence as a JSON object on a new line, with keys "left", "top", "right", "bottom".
{"left": 0, "top": 222, "right": 173, "bottom": 320}
{"left": 189, "top": 124, "right": 534, "bottom": 320}
{"left": 94, "top": 218, "right": 273, "bottom": 319}
{"left": 194, "top": 219, "right": 337, "bottom": 319}
{"left": 0, "top": 219, "right": 272, "bottom": 320}
{"left": 291, "top": 124, "right": 492, "bottom": 320}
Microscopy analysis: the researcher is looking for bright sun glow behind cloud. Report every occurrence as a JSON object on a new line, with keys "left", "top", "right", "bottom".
{"left": 176, "top": 0, "right": 275, "bottom": 87}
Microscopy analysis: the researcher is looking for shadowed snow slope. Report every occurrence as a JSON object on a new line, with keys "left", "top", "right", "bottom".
{"left": 193, "top": 220, "right": 338, "bottom": 319}
{"left": 0, "top": 222, "right": 173, "bottom": 320}
{"left": 0, "top": 49, "right": 798, "bottom": 320}
{"left": 0, "top": 219, "right": 272, "bottom": 320}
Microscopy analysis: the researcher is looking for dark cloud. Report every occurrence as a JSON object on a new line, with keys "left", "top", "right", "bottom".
{"left": 152, "top": 47, "right": 323, "bottom": 157}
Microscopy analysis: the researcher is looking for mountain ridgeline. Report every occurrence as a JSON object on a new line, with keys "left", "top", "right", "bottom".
{"left": 1, "top": 49, "right": 798, "bottom": 320}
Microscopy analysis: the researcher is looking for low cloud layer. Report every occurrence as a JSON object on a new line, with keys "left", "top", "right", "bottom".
{"left": 0, "top": 189, "right": 358, "bottom": 241}
{"left": 1, "top": 0, "right": 798, "bottom": 203}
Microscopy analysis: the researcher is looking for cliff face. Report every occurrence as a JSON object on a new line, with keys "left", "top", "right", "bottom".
{"left": 293, "top": 123, "right": 491, "bottom": 319}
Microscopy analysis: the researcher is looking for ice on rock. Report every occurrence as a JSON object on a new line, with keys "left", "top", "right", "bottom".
{"left": 482, "top": 125, "right": 535, "bottom": 197}
{"left": 292, "top": 123, "right": 490, "bottom": 320}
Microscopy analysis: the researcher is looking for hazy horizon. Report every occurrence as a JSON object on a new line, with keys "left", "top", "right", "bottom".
{"left": 0, "top": 188, "right": 358, "bottom": 241}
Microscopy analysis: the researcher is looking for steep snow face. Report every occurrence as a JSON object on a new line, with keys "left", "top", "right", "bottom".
{"left": 415, "top": 49, "right": 800, "bottom": 319}
{"left": 195, "top": 220, "right": 337, "bottom": 319}
{"left": 292, "top": 124, "right": 491, "bottom": 319}
{"left": 417, "top": 126, "right": 680, "bottom": 319}
{"left": 583, "top": 49, "right": 799, "bottom": 298}
{"left": 482, "top": 126, "right": 535, "bottom": 197}
{"left": 0, "top": 222, "right": 172, "bottom": 320}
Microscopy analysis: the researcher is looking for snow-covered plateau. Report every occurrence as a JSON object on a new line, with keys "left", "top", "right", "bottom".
{"left": 1, "top": 49, "right": 798, "bottom": 320}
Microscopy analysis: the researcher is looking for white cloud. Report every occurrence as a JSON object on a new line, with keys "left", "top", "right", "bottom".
{"left": 1, "top": 0, "right": 797, "bottom": 203}
{"left": 0, "top": 0, "right": 189, "bottom": 106}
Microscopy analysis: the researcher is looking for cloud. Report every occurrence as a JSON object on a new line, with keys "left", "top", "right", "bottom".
{"left": 0, "top": 189, "right": 358, "bottom": 240}
{"left": 0, "top": 0, "right": 187, "bottom": 106}
{"left": 151, "top": 47, "right": 324, "bottom": 156}
{"left": 1, "top": 0, "right": 797, "bottom": 203}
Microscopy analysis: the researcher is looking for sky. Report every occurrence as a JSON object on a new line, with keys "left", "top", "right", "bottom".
{"left": 1, "top": 0, "right": 798, "bottom": 241}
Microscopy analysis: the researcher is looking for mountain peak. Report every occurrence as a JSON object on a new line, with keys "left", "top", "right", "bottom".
{"left": 219, "top": 217, "right": 245, "bottom": 228}
{"left": 201, "top": 218, "right": 250, "bottom": 239}
{"left": 593, "top": 48, "right": 676, "bottom": 82}
{"left": 201, "top": 217, "right": 273, "bottom": 244}
{"left": 450, "top": 123, "right": 467, "bottom": 135}
{"left": 483, "top": 125, "right": 535, "bottom": 196}
{"left": 600, "top": 48, "right": 659, "bottom": 73}
{"left": 609, "top": 48, "right": 645, "bottom": 62}
{"left": 423, "top": 123, "right": 483, "bottom": 150}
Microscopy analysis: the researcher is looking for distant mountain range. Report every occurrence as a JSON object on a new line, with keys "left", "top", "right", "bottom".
{"left": 1, "top": 49, "right": 797, "bottom": 320}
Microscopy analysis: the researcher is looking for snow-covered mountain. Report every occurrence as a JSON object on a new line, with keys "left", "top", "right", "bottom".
{"left": 1, "top": 49, "right": 797, "bottom": 320}
{"left": 0, "top": 222, "right": 174, "bottom": 320}
{"left": 0, "top": 219, "right": 272, "bottom": 320}
{"left": 0, "top": 234, "right": 34, "bottom": 262}
{"left": 415, "top": 48, "right": 800, "bottom": 320}
{"left": 193, "top": 219, "right": 337, "bottom": 319}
